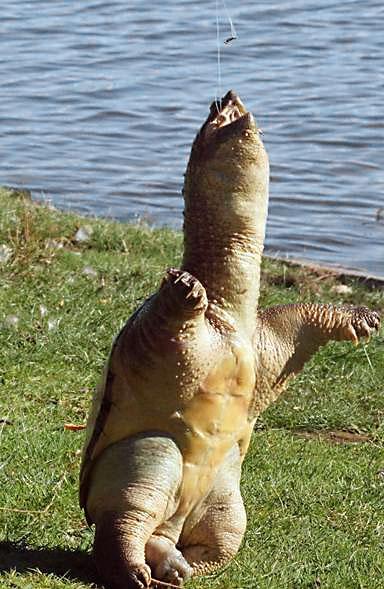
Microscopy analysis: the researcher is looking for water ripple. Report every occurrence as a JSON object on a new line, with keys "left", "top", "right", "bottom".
{"left": 0, "top": 0, "right": 383, "bottom": 276}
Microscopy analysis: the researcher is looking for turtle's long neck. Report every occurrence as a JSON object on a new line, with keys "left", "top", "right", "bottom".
{"left": 181, "top": 194, "right": 268, "bottom": 336}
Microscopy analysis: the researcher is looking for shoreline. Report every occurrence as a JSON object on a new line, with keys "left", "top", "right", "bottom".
{"left": 3, "top": 184, "right": 384, "bottom": 289}
{"left": 264, "top": 253, "right": 384, "bottom": 290}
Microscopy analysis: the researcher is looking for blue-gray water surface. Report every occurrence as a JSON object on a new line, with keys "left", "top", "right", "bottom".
{"left": 1, "top": 1, "right": 383, "bottom": 277}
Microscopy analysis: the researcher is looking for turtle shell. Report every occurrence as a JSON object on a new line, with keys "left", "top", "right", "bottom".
{"left": 79, "top": 302, "right": 146, "bottom": 515}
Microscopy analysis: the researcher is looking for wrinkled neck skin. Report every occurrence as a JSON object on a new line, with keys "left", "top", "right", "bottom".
{"left": 182, "top": 191, "right": 267, "bottom": 335}
{"left": 181, "top": 93, "right": 269, "bottom": 336}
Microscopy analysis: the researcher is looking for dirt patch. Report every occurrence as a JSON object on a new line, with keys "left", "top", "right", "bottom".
{"left": 294, "top": 429, "right": 371, "bottom": 444}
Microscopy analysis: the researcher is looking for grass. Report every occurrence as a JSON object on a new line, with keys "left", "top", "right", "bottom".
{"left": 0, "top": 186, "right": 383, "bottom": 589}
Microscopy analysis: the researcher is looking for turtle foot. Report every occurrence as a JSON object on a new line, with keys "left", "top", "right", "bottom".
{"left": 146, "top": 535, "right": 192, "bottom": 588}
{"left": 97, "top": 561, "right": 152, "bottom": 589}
{"left": 126, "top": 564, "right": 152, "bottom": 589}
{"left": 343, "top": 306, "right": 380, "bottom": 344}
{"left": 163, "top": 268, "right": 208, "bottom": 313}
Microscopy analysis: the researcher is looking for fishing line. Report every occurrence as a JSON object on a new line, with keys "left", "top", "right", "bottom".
{"left": 214, "top": 0, "right": 238, "bottom": 113}
{"left": 215, "top": 0, "right": 222, "bottom": 113}
{"left": 222, "top": 0, "right": 237, "bottom": 44}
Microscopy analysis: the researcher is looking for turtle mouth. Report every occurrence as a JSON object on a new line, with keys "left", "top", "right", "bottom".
{"left": 210, "top": 90, "right": 248, "bottom": 129}
{"left": 202, "top": 90, "right": 255, "bottom": 141}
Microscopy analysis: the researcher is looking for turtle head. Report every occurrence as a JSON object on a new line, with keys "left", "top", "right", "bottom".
{"left": 182, "top": 92, "right": 270, "bottom": 327}
{"left": 195, "top": 90, "right": 258, "bottom": 152}
{"left": 183, "top": 90, "right": 269, "bottom": 218}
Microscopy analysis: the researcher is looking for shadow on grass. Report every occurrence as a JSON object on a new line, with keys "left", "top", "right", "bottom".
{"left": 0, "top": 541, "right": 100, "bottom": 586}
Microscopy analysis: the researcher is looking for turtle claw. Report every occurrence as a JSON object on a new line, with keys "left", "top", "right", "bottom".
{"left": 97, "top": 562, "right": 152, "bottom": 589}
{"left": 349, "top": 307, "right": 380, "bottom": 343}
{"left": 154, "top": 560, "right": 191, "bottom": 587}
{"left": 163, "top": 268, "right": 208, "bottom": 312}
{"left": 127, "top": 563, "right": 152, "bottom": 589}
{"left": 146, "top": 535, "right": 192, "bottom": 589}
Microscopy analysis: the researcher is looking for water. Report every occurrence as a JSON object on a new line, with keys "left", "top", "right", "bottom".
{"left": 1, "top": 0, "right": 383, "bottom": 277}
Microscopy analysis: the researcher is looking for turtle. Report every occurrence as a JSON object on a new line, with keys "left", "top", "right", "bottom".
{"left": 79, "top": 90, "right": 380, "bottom": 589}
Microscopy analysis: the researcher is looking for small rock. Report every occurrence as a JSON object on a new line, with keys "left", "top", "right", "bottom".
{"left": 43, "top": 199, "right": 56, "bottom": 210}
{"left": 331, "top": 284, "right": 353, "bottom": 295}
{"left": 0, "top": 244, "right": 12, "bottom": 263}
{"left": 4, "top": 315, "right": 19, "bottom": 328}
{"left": 47, "top": 318, "right": 60, "bottom": 331}
{"left": 45, "top": 238, "right": 63, "bottom": 250}
{"left": 82, "top": 266, "right": 98, "bottom": 279}
{"left": 74, "top": 225, "right": 93, "bottom": 243}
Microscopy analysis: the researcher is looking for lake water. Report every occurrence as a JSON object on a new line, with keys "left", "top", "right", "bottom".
{"left": 1, "top": 0, "right": 383, "bottom": 277}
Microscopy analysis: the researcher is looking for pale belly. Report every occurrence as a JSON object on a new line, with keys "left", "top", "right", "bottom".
{"left": 174, "top": 342, "right": 256, "bottom": 516}
{"left": 84, "top": 338, "right": 255, "bottom": 519}
{"left": 175, "top": 393, "right": 252, "bottom": 516}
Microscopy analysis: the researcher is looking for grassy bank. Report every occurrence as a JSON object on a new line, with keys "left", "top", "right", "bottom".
{"left": 0, "top": 187, "right": 383, "bottom": 589}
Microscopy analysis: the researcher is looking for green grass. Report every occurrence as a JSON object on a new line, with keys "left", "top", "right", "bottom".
{"left": 0, "top": 186, "right": 383, "bottom": 589}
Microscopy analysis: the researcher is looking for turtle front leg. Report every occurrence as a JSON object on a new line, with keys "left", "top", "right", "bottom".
{"left": 259, "top": 303, "right": 380, "bottom": 346}
{"left": 116, "top": 268, "right": 210, "bottom": 370}
{"left": 86, "top": 435, "right": 183, "bottom": 589}
{"left": 158, "top": 268, "right": 208, "bottom": 320}
{"left": 251, "top": 303, "right": 380, "bottom": 416}
{"left": 257, "top": 303, "right": 380, "bottom": 373}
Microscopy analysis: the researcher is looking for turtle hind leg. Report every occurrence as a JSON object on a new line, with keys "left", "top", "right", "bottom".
{"left": 93, "top": 517, "right": 151, "bottom": 589}
{"left": 143, "top": 443, "right": 246, "bottom": 586}
{"left": 86, "top": 435, "right": 183, "bottom": 589}
{"left": 179, "top": 444, "right": 247, "bottom": 577}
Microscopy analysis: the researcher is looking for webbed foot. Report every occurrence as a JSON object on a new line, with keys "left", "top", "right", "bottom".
{"left": 341, "top": 306, "right": 380, "bottom": 344}
{"left": 146, "top": 535, "right": 192, "bottom": 587}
